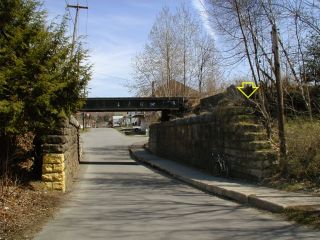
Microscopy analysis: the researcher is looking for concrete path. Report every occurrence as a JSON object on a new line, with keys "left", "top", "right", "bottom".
{"left": 131, "top": 148, "right": 320, "bottom": 214}
{"left": 35, "top": 128, "right": 320, "bottom": 240}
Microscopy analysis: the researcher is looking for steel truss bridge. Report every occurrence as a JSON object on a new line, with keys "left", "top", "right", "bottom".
{"left": 80, "top": 97, "right": 186, "bottom": 112}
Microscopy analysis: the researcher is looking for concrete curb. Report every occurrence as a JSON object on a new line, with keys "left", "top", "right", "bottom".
{"left": 130, "top": 147, "right": 320, "bottom": 215}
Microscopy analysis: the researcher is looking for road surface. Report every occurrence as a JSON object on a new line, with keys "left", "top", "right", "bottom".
{"left": 35, "top": 128, "right": 320, "bottom": 240}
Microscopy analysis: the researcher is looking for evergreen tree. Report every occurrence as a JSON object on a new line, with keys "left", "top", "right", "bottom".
{"left": 0, "top": 0, "right": 91, "bottom": 137}
{"left": 0, "top": 0, "right": 91, "bottom": 177}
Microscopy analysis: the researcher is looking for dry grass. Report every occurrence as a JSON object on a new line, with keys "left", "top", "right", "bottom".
{"left": 284, "top": 208, "right": 320, "bottom": 229}
{"left": 262, "top": 118, "right": 320, "bottom": 194}
{"left": 0, "top": 183, "right": 63, "bottom": 240}
{"left": 0, "top": 132, "right": 64, "bottom": 240}
{"left": 286, "top": 119, "right": 320, "bottom": 184}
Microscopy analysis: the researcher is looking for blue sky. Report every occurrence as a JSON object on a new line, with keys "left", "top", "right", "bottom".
{"left": 42, "top": 0, "right": 222, "bottom": 97}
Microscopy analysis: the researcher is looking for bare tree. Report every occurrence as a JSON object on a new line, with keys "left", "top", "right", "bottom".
{"left": 131, "top": 5, "right": 221, "bottom": 98}
{"left": 176, "top": 4, "right": 198, "bottom": 97}
{"left": 192, "top": 33, "right": 218, "bottom": 93}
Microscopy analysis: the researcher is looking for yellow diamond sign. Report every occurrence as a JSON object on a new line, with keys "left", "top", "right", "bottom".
{"left": 237, "top": 82, "right": 259, "bottom": 99}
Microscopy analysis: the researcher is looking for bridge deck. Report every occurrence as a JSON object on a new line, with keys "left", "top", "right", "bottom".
{"left": 80, "top": 97, "right": 186, "bottom": 112}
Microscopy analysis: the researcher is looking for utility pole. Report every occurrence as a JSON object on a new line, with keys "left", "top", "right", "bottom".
{"left": 67, "top": 4, "right": 88, "bottom": 51}
{"left": 67, "top": 4, "right": 88, "bottom": 130}
{"left": 272, "top": 24, "right": 287, "bottom": 173}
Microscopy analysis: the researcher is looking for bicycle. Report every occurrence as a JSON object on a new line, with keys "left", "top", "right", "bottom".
{"left": 212, "top": 153, "right": 229, "bottom": 177}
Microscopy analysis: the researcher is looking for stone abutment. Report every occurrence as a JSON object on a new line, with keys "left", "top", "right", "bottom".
{"left": 41, "top": 116, "right": 81, "bottom": 192}
{"left": 149, "top": 87, "right": 276, "bottom": 181}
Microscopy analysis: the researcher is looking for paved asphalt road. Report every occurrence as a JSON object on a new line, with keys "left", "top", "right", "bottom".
{"left": 35, "top": 128, "right": 320, "bottom": 240}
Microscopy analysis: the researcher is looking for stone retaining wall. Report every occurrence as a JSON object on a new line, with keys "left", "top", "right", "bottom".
{"left": 149, "top": 88, "right": 276, "bottom": 181}
{"left": 41, "top": 116, "right": 81, "bottom": 192}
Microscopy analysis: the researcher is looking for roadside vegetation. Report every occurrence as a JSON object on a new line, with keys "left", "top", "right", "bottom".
{"left": 0, "top": 183, "right": 63, "bottom": 240}
{"left": 265, "top": 119, "right": 320, "bottom": 193}
{"left": 284, "top": 208, "right": 320, "bottom": 229}
{"left": 286, "top": 120, "right": 320, "bottom": 186}
{"left": 0, "top": 0, "right": 91, "bottom": 238}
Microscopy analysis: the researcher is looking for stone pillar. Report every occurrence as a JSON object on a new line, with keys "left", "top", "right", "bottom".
{"left": 42, "top": 154, "right": 66, "bottom": 191}
{"left": 41, "top": 116, "right": 80, "bottom": 192}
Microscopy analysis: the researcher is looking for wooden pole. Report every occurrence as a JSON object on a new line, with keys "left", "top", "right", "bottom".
{"left": 272, "top": 24, "right": 287, "bottom": 172}
{"left": 67, "top": 4, "right": 88, "bottom": 53}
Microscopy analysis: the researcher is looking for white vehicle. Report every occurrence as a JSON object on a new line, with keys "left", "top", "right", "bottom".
{"left": 132, "top": 126, "right": 141, "bottom": 132}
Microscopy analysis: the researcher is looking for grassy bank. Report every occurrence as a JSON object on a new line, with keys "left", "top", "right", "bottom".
{"left": 265, "top": 118, "right": 320, "bottom": 193}
{"left": 286, "top": 119, "right": 320, "bottom": 186}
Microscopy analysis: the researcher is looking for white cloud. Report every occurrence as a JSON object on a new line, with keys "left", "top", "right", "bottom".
{"left": 90, "top": 47, "right": 135, "bottom": 77}
{"left": 88, "top": 14, "right": 147, "bottom": 29}
{"left": 88, "top": 78, "right": 130, "bottom": 97}
{"left": 192, "top": 0, "right": 216, "bottom": 40}
{"left": 87, "top": 45, "right": 136, "bottom": 97}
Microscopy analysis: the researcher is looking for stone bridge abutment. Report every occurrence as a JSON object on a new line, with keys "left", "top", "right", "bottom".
{"left": 149, "top": 87, "right": 276, "bottom": 181}
{"left": 41, "top": 116, "right": 81, "bottom": 192}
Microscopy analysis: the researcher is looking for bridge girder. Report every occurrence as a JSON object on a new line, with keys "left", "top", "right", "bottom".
{"left": 80, "top": 97, "right": 187, "bottom": 112}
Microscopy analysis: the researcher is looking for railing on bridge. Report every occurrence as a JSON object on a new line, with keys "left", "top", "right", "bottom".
{"left": 80, "top": 97, "right": 186, "bottom": 112}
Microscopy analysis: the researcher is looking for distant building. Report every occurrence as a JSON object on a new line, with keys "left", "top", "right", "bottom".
{"left": 153, "top": 80, "right": 199, "bottom": 98}
{"left": 112, "top": 116, "right": 123, "bottom": 127}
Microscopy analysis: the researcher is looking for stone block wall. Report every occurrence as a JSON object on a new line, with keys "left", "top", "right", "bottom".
{"left": 42, "top": 116, "right": 80, "bottom": 192}
{"left": 149, "top": 91, "right": 276, "bottom": 181}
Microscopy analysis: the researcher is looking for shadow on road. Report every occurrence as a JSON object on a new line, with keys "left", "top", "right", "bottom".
{"left": 52, "top": 170, "right": 315, "bottom": 240}
{"left": 80, "top": 161, "right": 139, "bottom": 165}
